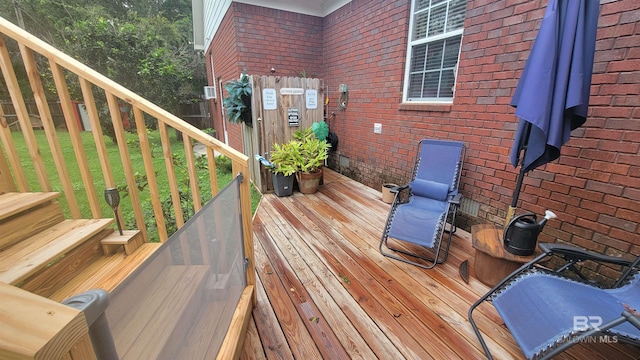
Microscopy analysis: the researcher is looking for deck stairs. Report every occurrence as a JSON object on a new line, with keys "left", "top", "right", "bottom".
{"left": 0, "top": 191, "right": 161, "bottom": 302}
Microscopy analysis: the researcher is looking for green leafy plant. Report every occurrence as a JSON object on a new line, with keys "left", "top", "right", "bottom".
{"left": 222, "top": 72, "right": 252, "bottom": 124}
{"left": 311, "top": 121, "right": 329, "bottom": 141}
{"left": 215, "top": 154, "right": 233, "bottom": 174}
{"left": 201, "top": 127, "right": 216, "bottom": 136}
{"left": 269, "top": 142, "right": 300, "bottom": 176}
{"left": 293, "top": 127, "right": 330, "bottom": 173}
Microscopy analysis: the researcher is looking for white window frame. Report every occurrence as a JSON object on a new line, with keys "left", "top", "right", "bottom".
{"left": 402, "top": 0, "right": 466, "bottom": 104}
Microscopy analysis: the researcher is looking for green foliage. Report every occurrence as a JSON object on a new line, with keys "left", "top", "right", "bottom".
{"left": 269, "top": 142, "right": 299, "bottom": 176}
{"left": 222, "top": 72, "right": 252, "bottom": 124}
{"left": 64, "top": 12, "right": 201, "bottom": 108}
{"left": 10, "top": 130, "right": 261, "bottom": 241}
{"left": 293, "top": 128, "right": 330, "bottom": 173}
{"left": 268, "top": 127, "right": 330, "bottom": 176}
{"left": 215, "top": 154, "right": 233, "bottom": 174}
{"left": 0, "top": 0, "right": 207, "bottom": 112}
{"left": 311, "top": 121, "right": 329, "bottom": 141}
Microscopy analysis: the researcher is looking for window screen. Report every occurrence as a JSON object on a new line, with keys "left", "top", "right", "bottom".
{"left": 405, "top": 0, "right": 467, "bottom": 102}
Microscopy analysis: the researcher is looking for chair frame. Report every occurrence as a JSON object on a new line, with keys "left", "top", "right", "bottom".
{"left": 468, "top": 242, "right": 640, "bottom": 359}
{"left": 379, "top": 139, "right": 465, "bottom": 269}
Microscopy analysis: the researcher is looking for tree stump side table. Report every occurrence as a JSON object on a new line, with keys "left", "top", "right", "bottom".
{"left": 471, "top": 223, "right": 538, "bottom": 287}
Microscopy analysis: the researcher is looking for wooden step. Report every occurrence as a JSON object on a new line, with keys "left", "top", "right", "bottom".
{"left": 108, "top": 265, "right": 210, "bottom": 359}
{"left": 49, "top": 242, "right": 163, "bottom": 302}
{"left": 101, "top": 230, "right": 145, "bottom": 256}
{"left": 20, "top": 225, "right": 116, "bottom": 299}
{"left": 0, "top": 192, "right": 64, "bottom": 251}
{"left": 0, "top": 218, "right": 114, "bottom": 285}
{"left": 0, "top": 192, "right": 60, "bottom": 220}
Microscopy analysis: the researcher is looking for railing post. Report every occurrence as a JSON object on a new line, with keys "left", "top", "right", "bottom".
{"left": 233, "top": 162, "right": 257, "bottom": 305}
{"left": 63, "top": 289, "right": 118, "bottom": 360}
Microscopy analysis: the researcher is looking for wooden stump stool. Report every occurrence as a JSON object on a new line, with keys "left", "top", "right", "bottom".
{"left": 471, "top": 224, "right": 537, "bottom": 287}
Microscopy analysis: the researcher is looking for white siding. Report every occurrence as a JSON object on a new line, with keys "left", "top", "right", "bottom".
{"left": 192, "top": 0, "right": 205, "bottom": 50}
{"left": 203, "top": 0, "right": 233, "bottom": 52}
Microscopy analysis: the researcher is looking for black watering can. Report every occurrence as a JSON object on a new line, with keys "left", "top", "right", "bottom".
{"left": 504, "top": 210, "right": 557, "bottom": 256}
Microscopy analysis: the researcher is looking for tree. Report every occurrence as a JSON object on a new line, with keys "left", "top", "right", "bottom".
{"left": 0, "top": 0, "right": 206, "bottom": 129}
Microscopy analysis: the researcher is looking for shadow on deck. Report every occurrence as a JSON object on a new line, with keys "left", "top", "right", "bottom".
{"left": 243, "top": 169, "right": 640, "bottom": 359}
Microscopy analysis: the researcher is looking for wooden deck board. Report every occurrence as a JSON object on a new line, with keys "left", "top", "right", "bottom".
{"left": 253, "top": 228, "right": 325, "bottom": 360}
{"left": 258, "top": 198, "right": 430, "bottom": 359}
{"left": 256, "top": 204, "right": 397, "bottom": 359}
{"left": 49, "top": 242, "right": 162, "bottom": 302}
{"left": 247, "top": 169, "right": 640, "bottom": 359}
{"left": 277, "top": 187, "right": 485, "bottom": 359}
{"left": 251, "top": 271, "right": 293, "bottom": 359}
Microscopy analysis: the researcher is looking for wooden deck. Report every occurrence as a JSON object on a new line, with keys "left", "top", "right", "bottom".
{"left": 242, "top": 169, "right": 640, "bottom": 359}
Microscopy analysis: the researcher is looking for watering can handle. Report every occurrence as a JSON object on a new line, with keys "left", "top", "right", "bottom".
{"left": 503, "top": 212, "right": 536, "bottom": 244}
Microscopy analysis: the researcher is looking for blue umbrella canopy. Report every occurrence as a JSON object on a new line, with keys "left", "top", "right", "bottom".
{"left": 507, "top": 0, "right": 600, "bottom": 219}
{"left": 510, "top": 0, "right": 600, "bottom": 172}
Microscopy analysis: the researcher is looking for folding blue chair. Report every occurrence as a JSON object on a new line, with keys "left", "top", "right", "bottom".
{"left": 379, "top": 139, "right": 465, "bottom": 269}
{"left": 469, "top": 242, "right": 640, "bottom": 359}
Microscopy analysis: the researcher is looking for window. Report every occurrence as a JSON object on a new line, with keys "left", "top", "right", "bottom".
{"left": 404, "top": 0, "right": 467, "bottom": 103}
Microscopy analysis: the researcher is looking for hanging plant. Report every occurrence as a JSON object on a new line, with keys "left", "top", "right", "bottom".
{"left": 223, "top": 72, "right": 252, "bottom": 125}
{"left": 311, "top": 120, "right": 329, "bottom": 141}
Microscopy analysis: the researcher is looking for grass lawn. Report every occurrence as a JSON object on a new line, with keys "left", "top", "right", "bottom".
{"left": 8, "top": 129, "right": 261, "bottom": 241}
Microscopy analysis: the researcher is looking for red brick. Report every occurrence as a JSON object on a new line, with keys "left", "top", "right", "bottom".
{"left": 599, "top": 214, "right": 637, "bottom": 232}
{"left": 600, "top": 0, "right": 640, "bottom": 16}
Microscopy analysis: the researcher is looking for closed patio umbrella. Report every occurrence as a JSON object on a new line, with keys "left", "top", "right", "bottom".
{"left": 507, "top": 0, "right": 600, "bottom": 220}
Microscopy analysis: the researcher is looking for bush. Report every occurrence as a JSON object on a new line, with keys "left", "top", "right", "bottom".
{"left": 215, "top": 155, "right": 233, "bottom": 174}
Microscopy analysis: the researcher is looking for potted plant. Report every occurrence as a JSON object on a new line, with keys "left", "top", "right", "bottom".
{"left": 223, "top": 72, "right": 252, "bottom": 126}
{"left": 292, "top": 127, "right": 330, "bottom": 194}
{"left": 268, "top": 142, "right": 299, "bottom": 197}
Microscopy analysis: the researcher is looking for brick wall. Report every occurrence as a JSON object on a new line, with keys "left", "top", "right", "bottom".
{"left": 322, "top": 0, "right": 413, "bottom": 187}
{"left": 208, "top": 7, "right": 239, "bottom": 146}
{"left": 457, "top": 0, "right": 640, "bottom": 267}
{"left": 208, "top": 3, "right": 323, "bottom": 150}
{"left": 209, "top": 0, "right": 639, "bottom": 265}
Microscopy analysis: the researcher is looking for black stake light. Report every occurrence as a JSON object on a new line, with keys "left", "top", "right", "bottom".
{"left": 104, "top": 187, "right": 123, "bottom": 235}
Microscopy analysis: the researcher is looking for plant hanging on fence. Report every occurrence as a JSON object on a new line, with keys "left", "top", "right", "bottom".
{"left": 222, "top": 72, "right": 252, "bottom": 125}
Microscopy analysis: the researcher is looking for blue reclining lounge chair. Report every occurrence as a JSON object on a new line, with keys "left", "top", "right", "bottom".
{"left": 469, "top": 242, "right": 640, "bottom": 359}
{"left": 379, "top": 139, "right": 465, "bottom": 269}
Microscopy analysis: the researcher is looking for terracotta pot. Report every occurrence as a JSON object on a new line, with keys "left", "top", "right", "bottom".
{"left": 296, "top": 168, "right": 323, "bottom": 194}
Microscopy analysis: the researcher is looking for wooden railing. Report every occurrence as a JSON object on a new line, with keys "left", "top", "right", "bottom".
{"left": 0, "top": 16, "right": 254, "bottom": 359}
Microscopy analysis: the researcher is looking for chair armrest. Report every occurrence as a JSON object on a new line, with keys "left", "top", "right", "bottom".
{"left": 448, "top": 193, "right": 462, "bottom": 205}
{"left": 623, "top": 309, "right": 640, "bottom": 330}
{"left": 539, "top": 243, "right": 633, "bottom": 267}
{"left": 390, "top": 185, "right": 409, "bottom": 194}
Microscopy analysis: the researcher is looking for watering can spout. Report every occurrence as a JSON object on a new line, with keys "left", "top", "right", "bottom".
{"left": 544, "top": 210, "right": 557, "bottom": 221}
{"left": 537, "top": 210, "right": 557, "bottom": 228}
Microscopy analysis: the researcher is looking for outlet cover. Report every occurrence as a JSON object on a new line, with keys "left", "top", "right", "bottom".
{"left": 373, "top": 123, "right": 382, "bottom": 134}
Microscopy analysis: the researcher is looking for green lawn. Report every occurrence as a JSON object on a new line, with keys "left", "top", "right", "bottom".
{"left": 9, "top": 129, "right": 260, "bottom": 241}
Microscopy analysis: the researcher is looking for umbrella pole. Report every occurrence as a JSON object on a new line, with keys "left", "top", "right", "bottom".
{"left": 506, "top": 121, "right": 532, "bottom": 223}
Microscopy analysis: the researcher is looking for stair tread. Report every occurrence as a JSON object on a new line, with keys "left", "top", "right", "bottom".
{"left": 0, "top": 192, "right": 59, "bottom": 221}
{"left": 101, "top": 230, "right": 141, "bottom": 244}
{"left": 0, "top": 218, "right": 114, "bottom": 285}
{"left": 49, "top": 242, "right": 162, "bottom": 302}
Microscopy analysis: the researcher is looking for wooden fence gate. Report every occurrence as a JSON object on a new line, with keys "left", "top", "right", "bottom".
{"left": 243, "top": 75, "right": 324, "bottom": 193}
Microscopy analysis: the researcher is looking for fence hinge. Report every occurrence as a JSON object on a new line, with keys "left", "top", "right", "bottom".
{"left": 237, "top": 172, "right": 244, "bottom": 183}
{"left": 244, "top": 257, "right": 250, "bottom": 271}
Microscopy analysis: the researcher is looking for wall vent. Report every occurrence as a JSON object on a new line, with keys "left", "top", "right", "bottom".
{"left": 460, "top": 197, "right": 480, "bottom": 217}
